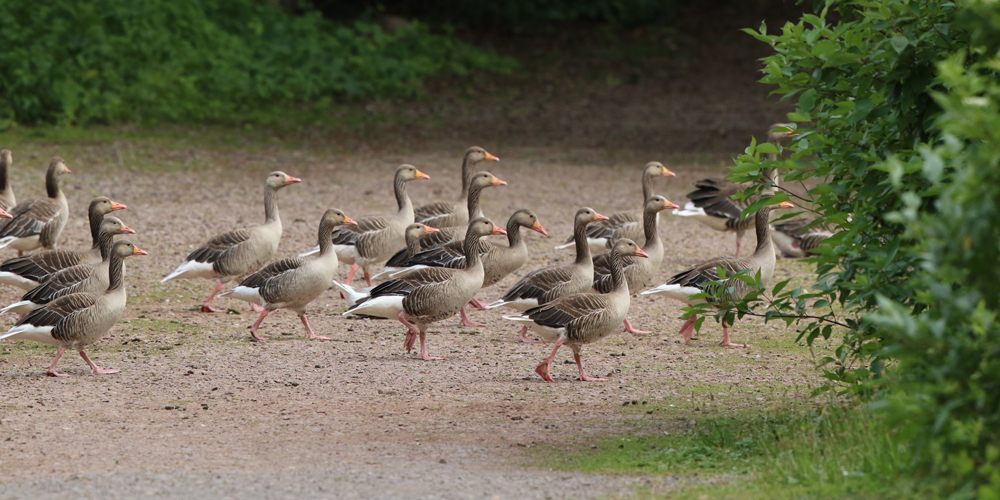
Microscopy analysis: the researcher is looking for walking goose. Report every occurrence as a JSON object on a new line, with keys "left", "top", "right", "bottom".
{"left": 672, "top": 124, "right": 796, "bottom": 256}
{"left": 1, "top": 217, "right": 136, "bottom": 316}
{"left": 343, "top": 218, "right": 506, "bottom": 360}
{"left": 303, "top": 165, "right": 428, "bottom": 287}
{"left": 486, "top": 208, "right": 608, "bottom": 342}
{"left": 0, "top": 240, "right": 147, "bottom": 377}
{"left": 556, "top": 162, "right": 674, "bottom": 253}
{"left": 504, "top": 239, "right": 648, "bottom": 382}
{"left": 0, "top": 157, "right": 72, "bottom": 255}
{"left": 0, "top": 197, "right": 127, "bottom": 290}
{"left": 772, "top": 219, "right": 834, "bottom": 258}
{"left": 220, "top": 209, "right": 357, "bottom": 341}
{"left": 0, "top": 149, "right": 16, "bottom": 210}
{"left": 385, "top": 209, "right": 547, "bottom": 326}
{"left": 161, "top": 171, "right": 301, "bottom": 312}
{"left": 372, "top": 223, "right": 442, "bottom": 280}
{"left": 641, "top": 200, "right": 795, "bottom": 347}
{"left": 414, "top": 146, "right": 499, "bottom": 228}
{"left": 592, "top": 196, "right": 678, "bottom": 333}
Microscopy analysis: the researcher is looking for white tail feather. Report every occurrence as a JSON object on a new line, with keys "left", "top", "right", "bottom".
{"left": 0, "top": 272, "right": 40, "bottom": 291}
{"left": 345, "top": 294, "right": 403, "bottom": 319}
{"left": 0, "top": 300, "right": 41, "bottom": 316}
{"left": 161, "top": 259, "right": 216, "bottom": 283}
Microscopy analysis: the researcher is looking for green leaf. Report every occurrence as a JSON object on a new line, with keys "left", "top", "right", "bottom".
{"left": 889, "top": 35, "right": 909, "bottom": 53}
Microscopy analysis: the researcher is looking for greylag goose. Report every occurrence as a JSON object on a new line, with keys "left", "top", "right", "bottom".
{"left": 486, "top": 208, "right": 608, "bottom": 342}
{"left": 0, "top": 149, "right": 16, "bottom": 210}
{"left": 592, "top": 196, "right": 678, "bottom": 333}
{"left": 397, "top": 171, "right": 507, "bottom": 253}
{"left": 0, "top": 240, "right": 147, "bottom": 377}
{"left": 306, "top": 165, "right": 428, "bottom": 287}
{"left": 772, "top": 219, "right": 834, "bottom": 258}
{"left": 385, "top": 209, "right": 547, "bottom": 327}
{"left": 220, "top": 209, "right": 357, "bottom": 341}
{"left": 1, "top": 217, "right": 136, "bottom": 316}
{"left": 343, "top": 218, "right": 506, "bottom": 360}
{"left": 672, "top": 124, "right": 796, "bottom": 257}
{"left": 504, "top": 239, "right": 648, "bottom": 382}
{"left": 161, "top": 171, "right": 300, "bottom": 312}
{"left": 414, "top": 146, "right": 499, "bottom": 228}
{"left": 372, "top": 223, "right": 442, "bottom": 280}
{"left": 0, "top": 157, "right": 72, "bottom": 256}
{"left": 0, "top": 197, "right": 127, "bottom": 290}
{"left": 641, "top": 200, "right": 795, "bottom": 347}
{"left": 556, "top": 162, "right": 674, "bottom": 253}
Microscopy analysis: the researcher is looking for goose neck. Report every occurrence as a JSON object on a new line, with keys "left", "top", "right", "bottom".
{"left": 394, "top": 174, "right": 414, "bottom": 221}
{"left": 45, "top": 166, "right": 61, "bottom": 199}
{"left": 264, "top": 185, "right": 280, "bottom": 223}
{"left": 573, "top": 220, "right": 592, "bottom": 264}
{"left": 89, "top": 210, "right": 104, "bottom": 250}
{"left": 107, "top": 252, "right": 126, "bottom": 292}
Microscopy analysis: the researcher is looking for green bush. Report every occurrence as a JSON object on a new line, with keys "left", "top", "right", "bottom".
{"left": 0, "top": 0, "right": 514, "bottom": 126}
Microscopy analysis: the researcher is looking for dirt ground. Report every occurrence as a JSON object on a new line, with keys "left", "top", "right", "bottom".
{"left": 0, "top": 4, "right": 828, "bottom": 499}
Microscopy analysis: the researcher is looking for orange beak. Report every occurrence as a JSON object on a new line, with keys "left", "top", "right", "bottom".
{"left": 0, "top": 208, "right": 11, "bottom": 219}
{"left": 415, "top": 169, "right": 430, "bottom": 180}
{"left": 663, "top": 200, "right": 679, "bottom": 210}
{"left": 593, "top": 212, "right": 610, "bottom": 222}
{"left": 424, "top": 226, "right": 440, "bottom": 234}
{"left": 133, "top": 246, "right": 148, "bottom": 256}
{"left": 635, "top": 248, "right": 650, "bottom": 258}
{"left": 343, "top": 215, "right": 358, "bottom": 226}
{"left": 485, "top": 152, "right": 500, "bottom": 162}
{"left": 778, "top": 201, "right": 795, "bottom": 209}
{"left": 661, "top": 167, "right": 676, "bottom": 177}
{"left": 491, "top": 176, "right": 507, "bottom": 186}
{"left": 111, "top": 201, "right": 127, "bottom": 211}
{"left": 284, "top": 175, "right": 302, "bottom": 185}
{"left": 531, "top": 221, "right": 547, "bottom": 236}
{"left": 491, "top": 224, "right": 507, "bottom": 236}
{"left": 64, "top": 166, "right": 72, "bottom": 174}
{"left": 120, "top": 223, "right": 136, "bottom": 235}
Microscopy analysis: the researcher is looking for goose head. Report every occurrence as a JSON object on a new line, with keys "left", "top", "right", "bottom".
{"left": 511, "top": 209, "right": 547, "bottom": 235}
{"left": 645, "top": 195, "right": 679, "bottom": 214}
{"left": 49, "top": 157, "right": 71, "bottom": 176}
{"left": 113, "top": 239, "right": 148, "bottom": 258}
{"left": 469, "top": 171, "right": 506, "bottom": 190}
{"left": 90, "top": 197, "right": 127, "bottom": 216}
{"left": 468, "top": 217, "right": 507, "bottom": 237}
{"left": 321, "top": 208, "right": 357, "bottom": 228}
{"left": 575, "top": 207, "right": 609, "bottom": 226}
{"left": 266, "top": 171, "right": 301, "bottom": 189}
{"left": 396, "top": 164, "right": 430, "bottom": 182}
{"left": 101, "top": 216, "right": 136, "bottom": 236}
{"left": 612, "top": 238, "right": 648, "bottom": 259}
{"left": 405, "top": 223, "right": 439, "bottom": 241}
{"left": 644, "top": 161, "right": 675, "bottom": 178}
{"left": 466, "top": 146, "right": 500, "bottom": 164}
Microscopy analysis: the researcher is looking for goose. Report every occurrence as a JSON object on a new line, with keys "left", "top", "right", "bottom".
{"left": 161, "top": 171, "right": 300, "bottom": 312}
{"left": 0, "top": 149, "right": 16, "bottom": 210}
{"left": 641, "top": 200, "right": 795, "bottom": 347}
{"left": 414, "top": 146, "right": 499, "bottom": 228}
{"left": 592, "top": 196, "right": 678, "bottom": 334}
{"left": 556, "top": 162, "right": 674, "bottom": 253}
{"left": 0, "top": 157, "right": 72, "bottom": 256}
{"left": 486, "top": 208, "right": 608, "bottom": 342}
{"left": 385, "top": 209, "right": 547, "bottom": 327}
{"left": 772, "top": 219, "right": 834, "bottom": 258}
{"left": 343, "top": 218, "right": 506, "bottom": 360}
{"left": 220, "top": 209, "right": 357, "bottom": 341}
{"left": 1, "top": 217, "right": 136, "bottom": 316}
{"left": 0, "top": 240, "right": 146, "bottom": 377}
{"left": 302, "top": 165, "right": 429, "bottom": 287}
{"left": 672, "top": 124, "right": 796, "bottom": 256}
{"left": 0, "top": 197, "right": 127, "bottom": 290}
{"left": 504, "top": 239, "right": 648, "bottom": 382}
{"left": 372, "top": 223, "right": 442, "bottom": 280}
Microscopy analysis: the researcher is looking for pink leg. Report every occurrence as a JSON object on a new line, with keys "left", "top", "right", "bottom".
{"left": 574, "top": 352, "right": 606, "bottom": 382}
{"left": 17, "top": 251, "right": 22, "bottom": 257}
{"left": 398, "top": 312, "right": 420, "bottom": 352}
{"left": 363, "top": 270, "right": 373, "bottom": 288}
{"left": 679, "top": 315, "right": 697, "bottom": 342}
{"left": 201, "top": 280, "right": 226, "bottom": 313}
{"left": 418, "top": 331, "right": 445, "bottom": 361}
{"left": 623, "top": 317, "right": 651, "bottom": 335}
{"left": 719, "top": 323, "right": 750, "bottom": 348}
{"left": 734, "top": 236, "right": 743, "bottom": 258}
{"left": 300, "top": 314, "right": 330, "bottom": 340}
{"left": 79, "top": 350, "right": 119, "bottom": 375}
{"left": 249, "top": 309, "right": 271, "bottom": 341}
{"left": 344, "top": 264, "right": 359, "bottom": 286}
{"left": 518, "top": 326, "right": 539, "bottom": 343}
{"left": 458, "top": 307, "right": 487, "bottom": 328}
{"left": 469, "top": 297, "right": 488, "bottom": 310}
{"left": 535, "top": 338, "right": 563, "bottom": 382}
{"left": 46, "top": 346, "right": 69, "bottom": 377}
{"left": 248, "top": 302, "right": 264, "bottom": 312}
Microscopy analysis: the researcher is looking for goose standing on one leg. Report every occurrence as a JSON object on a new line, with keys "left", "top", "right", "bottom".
{"left": 161, "top": 171, "right": 301, "bottom": 312}
{"left": 0, "top": 240, "right": 147, "bottom": 377}
{"left": 592, "top": 196, "right": 678, "bottom": 334}
{"left": 487, "top": 208, "right": 607, "bottom": 342}
{"left": 0, "top": 157, "right": 72, "bottom": 256}
{"left": 414, "top": 146, "right": 499, "bottom": 228}
{"left": 642, "top": 200, "right": 795, "bottom": 347}
{"left": 221, "top": 209, "right": 357, "bottom": 341}
{"left": 344, "top": 218, "right": 506, "bottom": 360}
{"left": 505, "top": 239, "right": 648, "bottom": 382}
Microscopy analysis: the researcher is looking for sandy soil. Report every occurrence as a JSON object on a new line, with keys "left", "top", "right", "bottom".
{"left": 0, "top": 5, "right": 826, "bottom": 498}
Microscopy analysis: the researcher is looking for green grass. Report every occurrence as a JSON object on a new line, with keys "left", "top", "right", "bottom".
{"left": 550, "top": 405, "right": 935, "bottom": 499}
